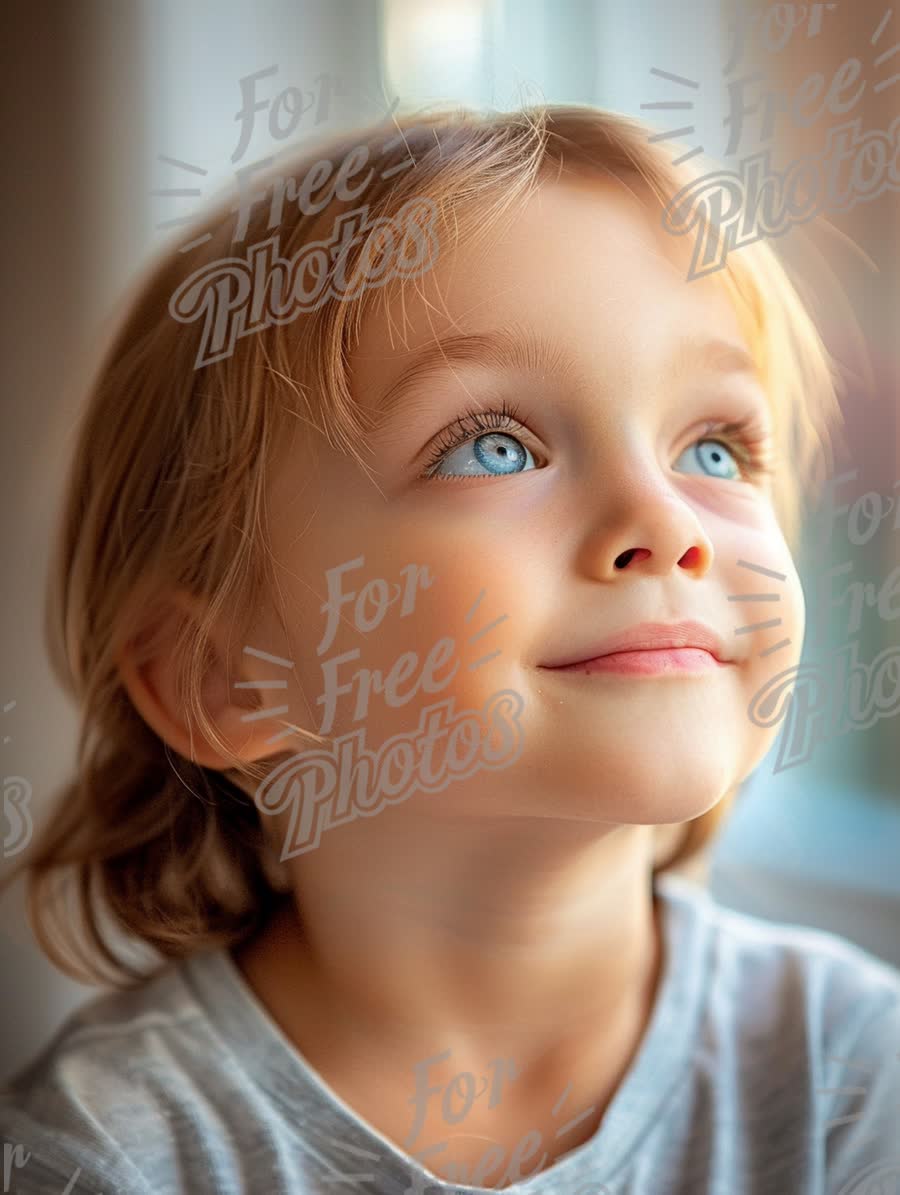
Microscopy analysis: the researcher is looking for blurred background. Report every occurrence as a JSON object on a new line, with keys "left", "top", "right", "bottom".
{"left": 1, "top": 0, "right": 898, "bottom": 1081}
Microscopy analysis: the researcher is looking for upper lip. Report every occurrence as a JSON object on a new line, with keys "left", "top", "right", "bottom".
{"left": 540, "top": 620, "right": 733, "bottom": 668}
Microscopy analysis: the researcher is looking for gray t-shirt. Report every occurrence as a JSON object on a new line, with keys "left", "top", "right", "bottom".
{"left": 2, "top": 872, "right": 899, "bottom": 1194}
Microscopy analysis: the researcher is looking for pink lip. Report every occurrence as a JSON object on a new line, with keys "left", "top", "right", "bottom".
{"left": 540, "top": 620, "right": 732, "bottom": 671}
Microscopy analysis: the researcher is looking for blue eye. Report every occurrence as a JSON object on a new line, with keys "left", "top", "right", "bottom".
{"left": 430, "top": 431, "right": 535, "bottom": 478}
{"left": 421, "top": 405, "right": 764, "bottom": 483}
{"left": 674, "top": 438, "right": 741, "bottom": 480}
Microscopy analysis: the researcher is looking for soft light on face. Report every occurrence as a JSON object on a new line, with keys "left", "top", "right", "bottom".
{"left": 244, "top": 175, "right": 805, "bottom": 855}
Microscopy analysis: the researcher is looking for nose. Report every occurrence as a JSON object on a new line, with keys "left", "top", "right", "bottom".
{"left": 582, "top": 471, "right": 714, "bottom": 580}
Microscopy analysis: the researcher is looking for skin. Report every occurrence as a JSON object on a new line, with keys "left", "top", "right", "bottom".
{"left": 122, "top": 175, "right": 805, "bottom": 1187}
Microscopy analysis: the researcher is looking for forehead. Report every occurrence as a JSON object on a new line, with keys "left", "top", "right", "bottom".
{"left": 349, "top": 175, "right": 752, "bottom": 410}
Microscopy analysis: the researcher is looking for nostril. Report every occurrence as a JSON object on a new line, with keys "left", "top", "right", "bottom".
{"left": 679, "top": 546, "right": 702, "bottom": 568}
{"left": 615, "top": 548, "right": 650, "bottom": 569}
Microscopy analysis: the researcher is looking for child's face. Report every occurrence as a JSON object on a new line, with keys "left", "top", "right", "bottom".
{"left": 246, "top": 176, "right": 804, "bottom": 846}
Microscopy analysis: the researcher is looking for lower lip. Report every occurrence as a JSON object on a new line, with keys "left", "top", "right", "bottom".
{"left": 545, "top": 648, "right": 725, "bottom": 676}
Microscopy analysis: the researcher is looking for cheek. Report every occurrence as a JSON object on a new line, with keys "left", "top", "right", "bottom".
{"left": 741, "top": 568, "right": 805, "bottom": 702}
{"left": 787, "top": 566, "right": 806, "bottom": 646}
{"left": 265, "top": 528, "right": 524, "bottom": 745}
{"left": 729, "top": 541, "right": 807, "bottom": 772}
{"left": 720, "top": 499, "right": 805, "bottom": 648}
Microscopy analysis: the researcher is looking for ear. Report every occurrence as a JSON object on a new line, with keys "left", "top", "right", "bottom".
{"left": 115, "top": 590, "right": 280, "bottom": 769}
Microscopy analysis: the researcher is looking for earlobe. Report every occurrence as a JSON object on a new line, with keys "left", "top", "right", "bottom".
{"left": 115, "top": 590, "right": 276, "bottom": 770}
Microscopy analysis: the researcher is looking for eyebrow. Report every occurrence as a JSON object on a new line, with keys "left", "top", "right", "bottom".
{"left": 371, "top": 324, "right": 761, "bottom": 419}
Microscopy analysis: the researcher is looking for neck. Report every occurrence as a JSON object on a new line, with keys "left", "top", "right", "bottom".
{"left": 234, "top": 819, "right": 665, "bottom": 1087}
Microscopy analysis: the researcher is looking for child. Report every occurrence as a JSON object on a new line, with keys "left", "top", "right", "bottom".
{"left": 2, "top": 104, "right": 898, "bottom": 1194}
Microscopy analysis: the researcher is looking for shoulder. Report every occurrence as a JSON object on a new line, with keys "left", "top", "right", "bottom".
{"left": 659, "top": 872, "right": 900, "bottom": 1017}
{"left": 0, "top": 956, "right": 227, "bottom": 1193}
{"left": 659, "top": 874, "right": 900, "bottom": 1190}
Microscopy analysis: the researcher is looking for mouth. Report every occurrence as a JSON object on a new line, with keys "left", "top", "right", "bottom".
{"left": 541, "top": 647, "right": 725, "bottom": 676}
{"left": 538, "top": 620, "right": 734, "bottom": 675}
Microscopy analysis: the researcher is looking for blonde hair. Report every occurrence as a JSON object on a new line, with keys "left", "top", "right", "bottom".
{"left": 3, "top": 103, "right": 844, "bottom": 986}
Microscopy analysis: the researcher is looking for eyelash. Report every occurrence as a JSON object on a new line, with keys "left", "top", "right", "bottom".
{"left": 420, "top": 398, "right": 775, "bottom": 482}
